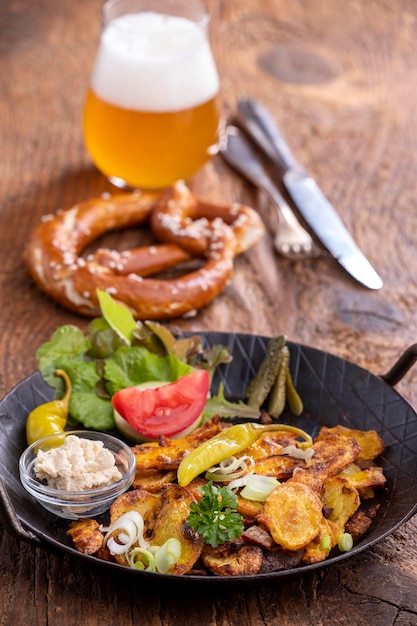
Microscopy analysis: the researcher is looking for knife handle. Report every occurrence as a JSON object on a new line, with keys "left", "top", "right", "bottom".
{"left": 238, "top": 96, "right": 301, "bottom": 173}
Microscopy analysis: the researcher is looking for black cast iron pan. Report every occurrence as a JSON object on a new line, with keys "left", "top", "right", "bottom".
{"left": 0, "top": 332, "right": 416, "bottom": 588}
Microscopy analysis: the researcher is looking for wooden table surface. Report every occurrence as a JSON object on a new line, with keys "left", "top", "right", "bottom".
{"left": 1, "top": 0, "right": 417, "bottom": 624}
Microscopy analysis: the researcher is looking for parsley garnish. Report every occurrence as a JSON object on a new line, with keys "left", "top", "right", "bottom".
{"left": 187, "top": 481, "right": 244, "bottom": 547}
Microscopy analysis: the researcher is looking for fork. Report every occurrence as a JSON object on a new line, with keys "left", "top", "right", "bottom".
{"left": 219, "top": 126, "right": 323, "bottom": 260}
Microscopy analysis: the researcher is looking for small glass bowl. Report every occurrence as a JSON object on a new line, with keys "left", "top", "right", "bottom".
{"left": 19, "top": 430, "right": 136, "bottom": 520}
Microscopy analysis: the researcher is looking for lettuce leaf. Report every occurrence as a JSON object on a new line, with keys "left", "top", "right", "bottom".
{"left": 34, "top": 294, "right": 237, "bottom": 432}
{"left": 37, "top": 325, "right": 86, "bottom": 390}
{"left": 103, "top": 347, "right": 194, "bottom": 396}
{"left": 50, "top": 357, "right": 114, "bottom": 430}
{"left": 97, "top": 289, "right": 137, "bottom": 345}
{"left": 203, "top": 383, "right": 260, "bottom": 422}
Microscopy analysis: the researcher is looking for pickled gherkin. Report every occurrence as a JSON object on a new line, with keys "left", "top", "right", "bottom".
{"left": 285, "top": 368, "right": 304, "bottom": 416}
{"left": 267, "top": 345, "right": 289, "bottom": 417}
{"left": 245, "top": 335, "right": 303, "bottom": 418}
{"left": 246, "top": 336, "right": 286, "bottom": 408}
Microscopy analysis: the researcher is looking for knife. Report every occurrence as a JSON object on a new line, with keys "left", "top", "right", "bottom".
{"left": 237, "top": 96, "right": 383, "bottom": 290}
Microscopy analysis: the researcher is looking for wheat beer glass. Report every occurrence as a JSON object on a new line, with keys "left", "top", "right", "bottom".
{"left": 83, "top": 0, "right": 220, "bottom": 189}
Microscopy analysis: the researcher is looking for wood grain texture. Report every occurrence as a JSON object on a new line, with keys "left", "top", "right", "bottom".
{"left": 1, "top": 0, "right": 417, "bottom": 623}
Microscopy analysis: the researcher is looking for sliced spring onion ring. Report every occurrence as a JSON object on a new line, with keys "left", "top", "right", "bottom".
{"left": 154, "top": 538, "right": 182, "bottom": 574}
{"left": 228, "top": 473, "right": 254, "bottom": 492}
{"left": 240, "top": 474, "right": 280, "bottom": 501}
{"left": 126, "top": 539, "right": 182, "bottom": 573}
{"left": 338, "top": 533, "right": 354, "bottom": 552}
{"left": 320, "top": 534, "right": 331, "bottom": 550}
{"left": 205, "top": 455, "right": 255, "bottom": 482}
{"left": 102, "top": 511, "right": 148, "bottom": 555}
{"left": 128, "top": 547, "right": 156, "bottom": 572}
{"left": 281, "top": 445, "right": 315, "bottom": 461}
{"left": 340, "top": 463, "right": 361, "bottom": 477}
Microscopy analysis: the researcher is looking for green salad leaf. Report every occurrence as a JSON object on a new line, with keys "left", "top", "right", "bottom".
{"left": 67, "top": 360, "right": 115, "bottom": 430}
{"left": 203, "top": 383, "right": 260, "bottom": 422}
{"left": 36, "top": 325, "right": 86, "bottom": 392}
{"left": 103, "top": 347, "right": 194, "bottom": 396}
{"left": 144, "top": 321, "right": 202, "bottom": 362}
{"left": 34, "top": 294, "right": 249, "bottom": 432}
{"left": 86, "top": 319, "right": 126, "bottom": 359}
{"left": 97, "top": 289, "right": 137, "bottom": 345}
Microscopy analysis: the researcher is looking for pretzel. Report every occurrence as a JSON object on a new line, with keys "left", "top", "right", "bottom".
{"left": 25, "top": 181, "right": 265, "bottom": 320}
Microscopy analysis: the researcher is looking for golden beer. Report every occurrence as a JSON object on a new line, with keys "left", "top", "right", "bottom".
{"left": 83, "top": 91, "right": 219, "bottom": 189}
{"left": 83, "top": 1, "right": 220, "bottom": 189}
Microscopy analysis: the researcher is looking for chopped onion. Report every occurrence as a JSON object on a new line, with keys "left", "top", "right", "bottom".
{"left": 205, "top": 455, "right": 255, "bottom": 482}
{"left": 240, "top": 474, "right": 280, "bottom": 501}
{"left": 281, "top": 445, "right": 314, "bottom": 461}
{"left": 103, "top": 511, "right": 149, "bottom": 555}
{"left": 154, "top": 538, "right": 182, "bottom": 573}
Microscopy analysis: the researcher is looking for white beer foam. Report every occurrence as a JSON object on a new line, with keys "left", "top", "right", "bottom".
{"left": 90, "top": 12, "right": 220, "bottom": 112}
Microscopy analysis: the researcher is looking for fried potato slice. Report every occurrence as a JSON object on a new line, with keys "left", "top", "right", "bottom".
{"left": 110, "top": 487, "right": 158, "bottom": 525}
{"left": 302, "top": 517, "right": 340, "bottom": 564}
{"left": 257, "top": 483, "right": 323, "bottom": 551}
{"left": 316, "top": 425, "right": 384, "bottom": 461}
{"left": 109, "top": 488, "right": 159, "bottom": 566}
{"left": 344, "top": 467, "right": 386, "bottom": 491}
{"left": 182, "top": 476, "right": 206, "bottom": 500}
{"left": 254, "top": 454, "right": 304, "bottom": 481}
{"left": 202, "top": 541, "right": 263, "bottom": 576}
{"left": 67, "top": 518, "right": 104, "bottom": 555}
{"left": 236, "top": 495, "right": 265, "bottom": 520}
{"left": 132, "top": 468, "right": 177, "bottom": 492}
{"left": 356, "top": 486, "right": 375, "bottom": 500}
{"left": 321, "top": 476, "right": 360, "bottom": 530}
{"left": 241, "top": 431, "right": 300, "bottom": 461}
{"left": 132, "top": 420, "right": 226, "bottom": 471}
{"left": 150, "top": 483, "right": 203, "bottom": 575}
{"left": 291, "top": 434, "right": 360, "bottom": 491}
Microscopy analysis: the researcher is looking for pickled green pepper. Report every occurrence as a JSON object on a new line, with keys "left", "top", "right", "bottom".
{"left": 26, "top": 369, "right": 71, "bottom": 445}
{"left": 177, "top": 422, "right": 312, "bottom": 486}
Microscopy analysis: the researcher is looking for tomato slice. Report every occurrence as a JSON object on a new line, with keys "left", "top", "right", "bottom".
{"left": 111, "top": 370, "right": 210, "bottom": 438}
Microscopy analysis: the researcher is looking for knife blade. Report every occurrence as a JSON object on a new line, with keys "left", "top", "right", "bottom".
{"left": 237, "top": 96, "right": 383, "bottom": 290}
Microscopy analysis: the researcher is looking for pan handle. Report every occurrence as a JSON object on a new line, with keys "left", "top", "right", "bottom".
{"left": 0, "top": 477, "right": 43, "bottom": 547}
{"left": 381, "top": 344, "right": 417, "bottom": 386}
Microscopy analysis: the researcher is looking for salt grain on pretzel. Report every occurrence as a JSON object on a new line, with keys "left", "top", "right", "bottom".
{"left": 25, "top": 181, "right": 265, "bottom": 320}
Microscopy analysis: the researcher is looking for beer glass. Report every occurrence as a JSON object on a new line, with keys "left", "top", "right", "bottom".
{"left": 83, "top": 0, "right": 220, "bottom": 189}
